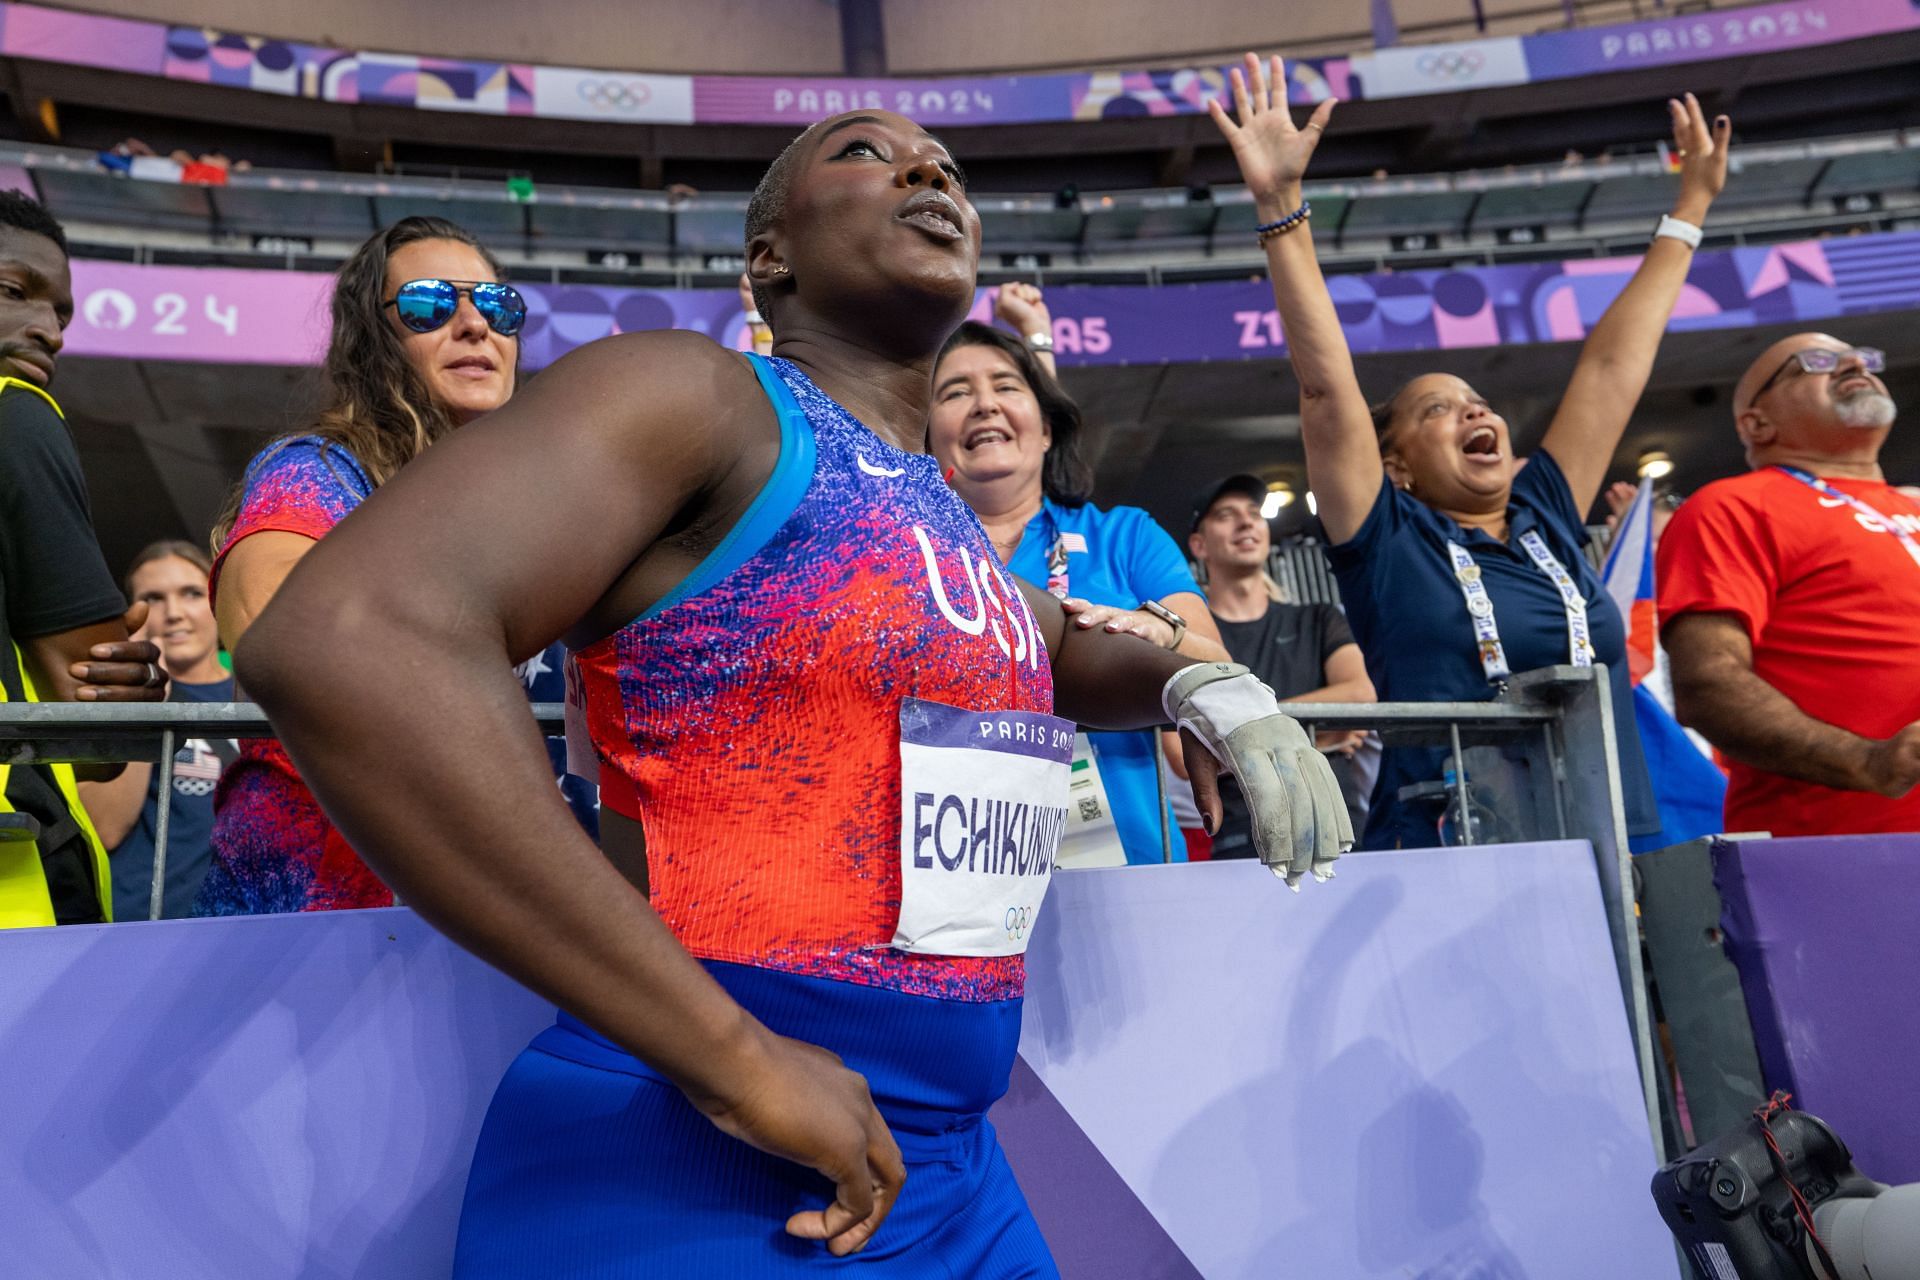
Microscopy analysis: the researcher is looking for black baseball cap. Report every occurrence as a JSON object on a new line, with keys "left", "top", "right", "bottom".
{"left": 1189, "top": 473, "right": 1269, "bottom": 531}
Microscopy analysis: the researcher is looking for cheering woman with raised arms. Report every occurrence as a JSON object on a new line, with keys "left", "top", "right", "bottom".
{"left": 234, "top": 110, "right": 1348, "bottom": 1276}
{"left": 1212, "top": 55, "right": 1731, "bottom": 849}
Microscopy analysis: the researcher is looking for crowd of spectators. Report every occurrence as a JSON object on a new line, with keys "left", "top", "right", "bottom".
{"left": 3, "top": 82, "right": 1916, "bottom": 926}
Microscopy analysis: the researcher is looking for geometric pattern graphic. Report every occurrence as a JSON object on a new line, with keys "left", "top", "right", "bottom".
{"left": 992, "top": 1055, "right": 1205, "bottom": 1277}
{"left": 57, "top": 229, "right": 1920, "bottom": 370}
{"left": 1001, "top": 849, "right": 1676, "bottom": 1278}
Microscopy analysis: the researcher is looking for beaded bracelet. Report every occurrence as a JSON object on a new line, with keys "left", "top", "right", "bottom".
{"left": 1255, "top": 200, "right": 1312, "bottom": 245}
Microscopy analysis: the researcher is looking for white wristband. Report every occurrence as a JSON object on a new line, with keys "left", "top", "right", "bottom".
{"left": 1653, "top": 215, "right": 1703, "bottom": 250}
{"left": 1025, "top": 330, "right": 1055, "bottom": 353}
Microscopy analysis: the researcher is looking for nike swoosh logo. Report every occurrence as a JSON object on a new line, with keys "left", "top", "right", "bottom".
{"left": 1818, "top": 497, "right": 1849, "bottom": 508}
{"left": 857, "top": 454, "right": 905, "bottom": 478}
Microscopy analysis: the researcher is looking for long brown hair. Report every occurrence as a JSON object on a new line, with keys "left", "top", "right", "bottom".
{"left": 211, "top": 216, "right": 509, "bottom": 548}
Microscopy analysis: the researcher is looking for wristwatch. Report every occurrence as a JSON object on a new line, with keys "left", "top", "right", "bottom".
{"left": 1139, "top": 599, "right": 1187, "bottom": 651}
{"left": 1026, "top": 330, "right": 1055, "bottom": 353}
{"left": 1652, "top": 214, "right": 1703, "bottom": 250}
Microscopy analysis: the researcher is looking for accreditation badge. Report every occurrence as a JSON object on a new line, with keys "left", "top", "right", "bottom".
{"left": 894, "top": 697, "right": 1074, "bottom": 958}
{"left": 1054, "top": 732, "right": 1128, "bottom": 868}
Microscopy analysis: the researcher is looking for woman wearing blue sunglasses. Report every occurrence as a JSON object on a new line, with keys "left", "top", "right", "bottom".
{"left": 196, "top": 215, "right": 528, "bottom": 916}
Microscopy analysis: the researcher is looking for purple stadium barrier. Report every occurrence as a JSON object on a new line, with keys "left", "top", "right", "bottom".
{"left": 0, "top": 843, "right": 1671, "bottom": 1277}
{"left": 1715, "top": 833, "right": 1920, "bottom": 1183}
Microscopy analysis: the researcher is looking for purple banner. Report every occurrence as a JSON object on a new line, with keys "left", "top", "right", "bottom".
{"left": 66, "top": 262, "right": 332, "bottom": 364}
{"left": 1010, "top": 233, "right": 1876, "bottom": 366}
{"left": 1521, "top": 0, "right": 1920, "bottom": 80}
{"left": 9, "top": 1, "right": 1909, "bottom": 125}
{"left": 0, "top": 1, "right": 163, "bottom": 74}
{"left": 693, "top": 59, "right": 1352, "bottom": 127}
{"left": 57, "top": 228, "right": 1920, "bottom": 369}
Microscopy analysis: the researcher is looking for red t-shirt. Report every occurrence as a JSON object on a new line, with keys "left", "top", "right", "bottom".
{"left": 1657, "top": 466, "right": 1920, "bottom": 837}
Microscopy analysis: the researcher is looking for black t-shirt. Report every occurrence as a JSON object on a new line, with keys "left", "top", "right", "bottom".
{"left": 1214, "top": 602, "right": 1355, "bottom": 703}
{"left": 0, "top": 380, "right": 124, "bottom": 697}
{"left": 0, "top": 380, "right": 126, "bottom": 923}
{"left": 1211, "top": 601, "right": 1361, "bottom": 860}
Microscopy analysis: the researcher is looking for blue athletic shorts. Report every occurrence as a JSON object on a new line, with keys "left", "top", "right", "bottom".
{"left": 454, "top": 963, "right": 1059, "bottom": 1278}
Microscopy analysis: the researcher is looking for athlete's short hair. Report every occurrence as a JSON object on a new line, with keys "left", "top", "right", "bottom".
{"left": 744, "top": 122, "right": 828, "bottom": 323}
{"left": 0, "top": 190, "right": 67, "bottom": 258}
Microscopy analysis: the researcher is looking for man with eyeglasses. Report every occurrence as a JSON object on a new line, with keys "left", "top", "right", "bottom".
{"left": 1658, "top": 334, "right": 1920, "bottom": 837}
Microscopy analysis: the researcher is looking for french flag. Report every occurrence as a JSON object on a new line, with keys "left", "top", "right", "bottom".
{"left": 1601, "top": 480, "right": 1727, "bottom": 851}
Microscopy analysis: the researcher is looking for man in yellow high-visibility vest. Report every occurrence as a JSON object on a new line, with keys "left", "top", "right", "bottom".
{"left": 0, "top": 190, "right": 168, "bottom": 927}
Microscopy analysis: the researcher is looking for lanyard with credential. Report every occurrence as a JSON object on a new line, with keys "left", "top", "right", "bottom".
{"left": 1447, "top": 529, "right": 1595, "bottom": 686}
{"left": 1774, "top": 465, "right": 1920, "bottom": 571}
{"left": 1038, "top": 504, "right": 1071, "bottom": 599}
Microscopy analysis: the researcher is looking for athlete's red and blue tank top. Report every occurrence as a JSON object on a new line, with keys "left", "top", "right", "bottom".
{"left": 561, "top": 354, "right": 1055, "bottom": 1115}
{"left": 197, "top": 438, "right": 595, "bottom": 916}
{"left": 197, "top": 438, "right": 393, "bottom": 916}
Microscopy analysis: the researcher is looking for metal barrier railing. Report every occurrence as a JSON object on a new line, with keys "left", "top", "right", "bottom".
{"left": 0, "top": 663, "right": 1658, "bottom": 1158}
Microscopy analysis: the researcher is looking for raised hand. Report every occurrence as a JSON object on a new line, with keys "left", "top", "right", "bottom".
{"left": 699, "top": 1030, "right": 906, "bottom": 1256}
{"left": 1668, "top": 92, "right": 1732, "bottom": 220}
{"left": 992, "top": 282, "right": 1051, "bottom": 340}
{"left": 1207, "top": 53, "right": 1336, "bottom": 205}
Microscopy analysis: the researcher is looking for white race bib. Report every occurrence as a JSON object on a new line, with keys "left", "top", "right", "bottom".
{"left": 894, "top": 697, "right": 1074, "bottom": 957}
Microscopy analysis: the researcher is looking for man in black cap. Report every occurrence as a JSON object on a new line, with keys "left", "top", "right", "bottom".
{"left": 1188, "top": 475, "right": 1375, "bottom": 854}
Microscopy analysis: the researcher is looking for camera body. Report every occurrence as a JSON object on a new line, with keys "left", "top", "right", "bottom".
{"left": 1652, "top": 1108, "right": 1883, "bottom": 1279}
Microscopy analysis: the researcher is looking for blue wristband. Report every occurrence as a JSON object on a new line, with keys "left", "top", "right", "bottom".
{"left": 1255, "top": 200, "right": 1312, "bottom": 241}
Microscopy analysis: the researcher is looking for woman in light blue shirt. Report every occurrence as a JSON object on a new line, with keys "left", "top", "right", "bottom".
{"left": 928, "top": 286, "right": 1229, "bottom": 863}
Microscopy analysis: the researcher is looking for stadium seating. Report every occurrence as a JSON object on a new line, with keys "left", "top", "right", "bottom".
{"left": 11, "top": 127, "right": 1918, "bottom": 284}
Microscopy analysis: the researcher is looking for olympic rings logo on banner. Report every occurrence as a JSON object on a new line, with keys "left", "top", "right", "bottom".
{"left": 575, "top": 79, "right": 653, "bottom": 112}
{"left": 1416, "top": 50, "right": 1486, "bottom": 81}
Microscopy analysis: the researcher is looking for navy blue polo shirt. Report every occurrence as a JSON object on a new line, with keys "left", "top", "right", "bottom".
{"left": 1327, "top": 451, "right": 1657, "bottom": 848}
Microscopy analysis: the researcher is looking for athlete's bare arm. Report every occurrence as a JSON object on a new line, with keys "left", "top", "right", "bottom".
{"left": 1019, "top": 579, "right": 1234, "bottom": 833}
{"left": 235, "top": 330, "right": 904, "bottom": 1256}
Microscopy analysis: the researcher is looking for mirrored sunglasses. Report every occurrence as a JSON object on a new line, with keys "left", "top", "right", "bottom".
{"left": 384, "top": 278, "right": 527, "bottom": 337}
